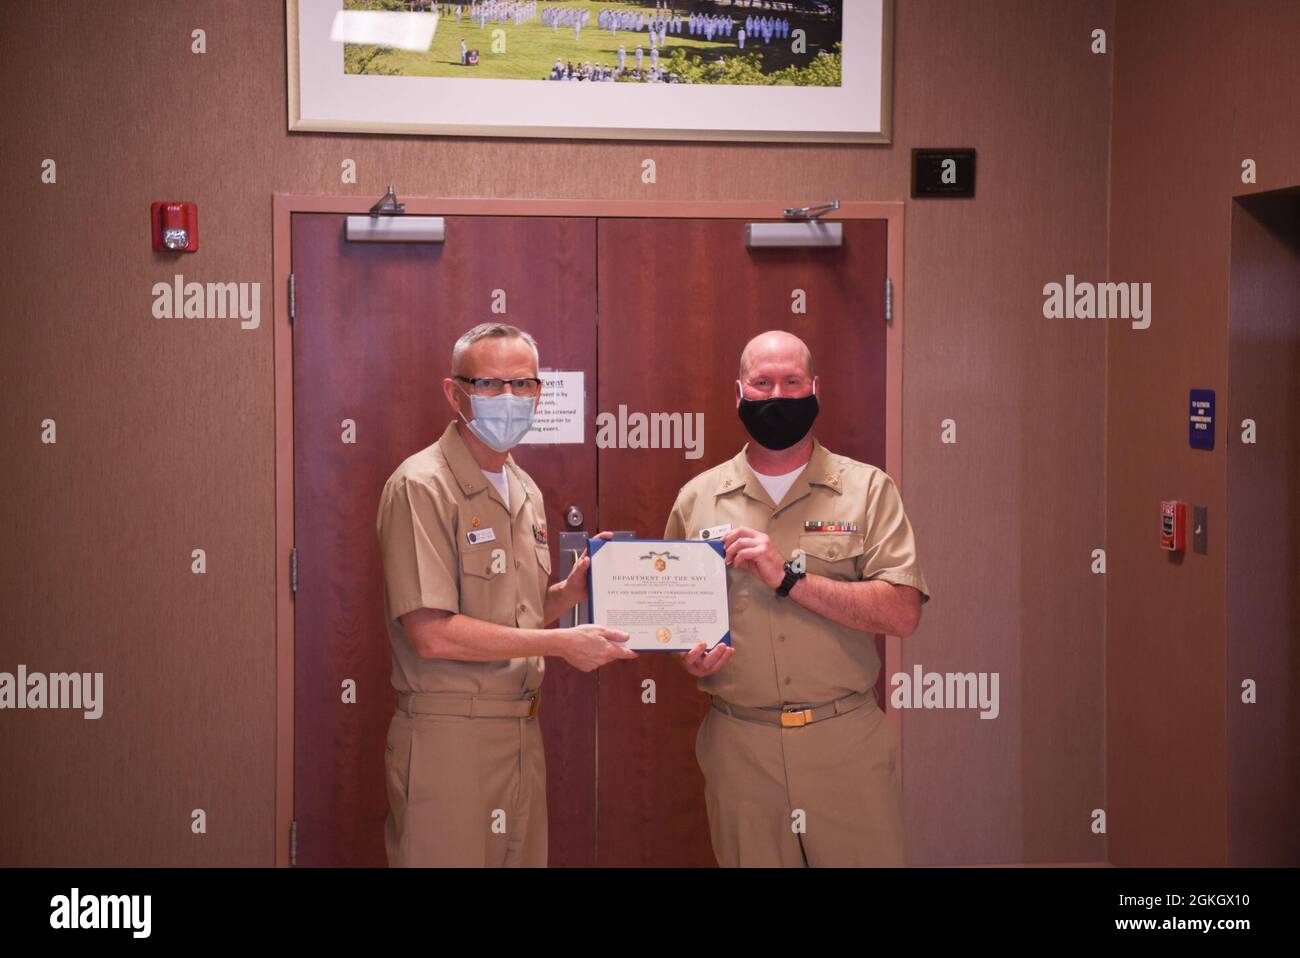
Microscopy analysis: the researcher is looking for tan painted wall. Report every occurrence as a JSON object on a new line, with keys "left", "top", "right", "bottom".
{"left": 1106, "top": 0, "right": 1300, "bottom": 866}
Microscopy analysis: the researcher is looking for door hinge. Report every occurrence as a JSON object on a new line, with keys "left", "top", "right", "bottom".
{"left": 288, "top": 273, "right": 296, "bottom": 325}
{"left": 885, "top": 277, "right": 893, "bottom": 325}
{"left": 290, "top": 547, "right": 298, "bottom": 594}
{"left": 289, "top": 819, "right": 298, "bottom": 867}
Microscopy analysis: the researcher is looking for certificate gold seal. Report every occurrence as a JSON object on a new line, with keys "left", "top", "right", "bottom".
{"left": 656, "top": 627, "right": 672, "bottom": 644}
{"left": 654, "top": 558, "right": 667, "bottom": 572}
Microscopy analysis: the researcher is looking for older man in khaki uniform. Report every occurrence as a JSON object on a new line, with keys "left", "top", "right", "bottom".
{"left": 664, "top": 330, "right": 930, "bottom": 867}
{"left": 377, "top": 322, "right": 634, "bottom": 868}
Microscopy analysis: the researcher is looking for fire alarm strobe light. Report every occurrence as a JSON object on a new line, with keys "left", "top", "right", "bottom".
{"left": 151, "top": 201, "right": 198, "bottom": 252}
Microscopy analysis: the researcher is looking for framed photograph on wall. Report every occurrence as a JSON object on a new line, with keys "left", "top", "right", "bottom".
{"left": 287, "top": 0, "right": 892, "bottom": 142}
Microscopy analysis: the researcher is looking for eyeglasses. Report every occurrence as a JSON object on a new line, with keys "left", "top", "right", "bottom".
{"left": 455, "top": 375, "right": 543, "bottom": 397}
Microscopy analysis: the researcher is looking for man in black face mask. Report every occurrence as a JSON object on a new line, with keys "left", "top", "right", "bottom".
{"left": 663, "top": 330, "right": 931, "bottom": 867}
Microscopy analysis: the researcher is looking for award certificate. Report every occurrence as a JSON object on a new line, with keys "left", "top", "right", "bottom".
{"left": 587, "top": 538, "right": 731, "bottom": 652}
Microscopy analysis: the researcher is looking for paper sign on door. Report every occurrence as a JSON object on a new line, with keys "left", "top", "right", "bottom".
{"left": 520, "top": 370, "right": 584, "bottom": 445}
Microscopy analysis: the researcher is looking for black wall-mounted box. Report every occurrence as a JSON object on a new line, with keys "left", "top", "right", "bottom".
{"left": 912, "top": 149, "right": 977, "bottom": 198}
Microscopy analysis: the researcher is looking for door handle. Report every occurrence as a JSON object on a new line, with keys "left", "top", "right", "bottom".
{"left": 569, "top": 547, "right": 586, "bottom": 625}
{"left": 558, "top": 531, "right": 591, "bottom": 628}
{"left": 565, "top": 505, "right": 584, "bottom": 528}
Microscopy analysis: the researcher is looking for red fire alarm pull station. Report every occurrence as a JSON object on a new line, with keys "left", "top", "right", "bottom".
{"left": 151, "top": 201, "right": 198, "bottom": 252}
{"left": 1160, "top": 500, "right": 1187, "bottom": 552}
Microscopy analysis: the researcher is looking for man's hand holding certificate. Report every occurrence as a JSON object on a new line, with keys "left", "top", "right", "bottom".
{"left": 587, "top": 538, "right": 732, "bottom": 653}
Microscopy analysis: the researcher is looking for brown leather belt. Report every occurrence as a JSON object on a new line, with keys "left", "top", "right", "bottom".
{"left": 710, "top": 689, "right": 873, "bottom": 728}
{"left": 396, "top": 691, "right": 540, "bottom": 719}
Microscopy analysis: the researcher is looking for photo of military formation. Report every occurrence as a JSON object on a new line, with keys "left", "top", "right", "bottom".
{"left": 344, "top": 0, "right": 844, "bottom": 86}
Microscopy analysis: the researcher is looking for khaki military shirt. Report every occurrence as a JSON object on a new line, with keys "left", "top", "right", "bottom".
{"left": 664, "top": 439, "right": 930, "bottom": 709}
{"left": 376, "top": 421, "right": 553, "bottom": 696}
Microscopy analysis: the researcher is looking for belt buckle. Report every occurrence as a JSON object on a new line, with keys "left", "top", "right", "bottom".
{"left": 780, "top": 707, "right": 813, "bottom": 728}
{"left": 527, "top": 694, "right": 540, "bottom": 719}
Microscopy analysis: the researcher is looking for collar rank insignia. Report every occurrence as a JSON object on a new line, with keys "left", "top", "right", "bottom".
{"left": 533, "top": 523, "right": 548, "bottom": 545}
{"left": 804, "top": 520, "right": 859, "bottom": 533}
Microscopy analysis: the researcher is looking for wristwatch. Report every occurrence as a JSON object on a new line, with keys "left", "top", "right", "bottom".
{"left": 775, "top": 560, "right": 806, "bottom": 597}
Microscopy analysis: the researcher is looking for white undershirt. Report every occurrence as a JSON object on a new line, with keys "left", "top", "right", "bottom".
{"left": 482, "top": 468, "right": 509, "bottom": 510}
{"left": 752, "top": 465, "right": 805, "bottom": 506}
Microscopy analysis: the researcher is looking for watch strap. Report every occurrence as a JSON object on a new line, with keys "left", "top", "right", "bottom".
{"left": 775, "top": 561, "right": 805, "bottom": 597}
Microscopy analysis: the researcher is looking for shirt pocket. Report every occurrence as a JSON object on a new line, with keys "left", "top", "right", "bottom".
{"left": 535, "top": 543, "right": 553, "bottom": 577}
{"left": 797, "top": 532, "right": 866, "bottom": 581}
{"left": 727, "top": 566, "right": 750, "bottom": 615}
{"left": 458, "top": 542, "right": 508, "bottom": 623}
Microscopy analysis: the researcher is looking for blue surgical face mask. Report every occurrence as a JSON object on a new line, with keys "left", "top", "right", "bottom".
{"left": 456, "top": 388, "right": 536, "bottom": 452}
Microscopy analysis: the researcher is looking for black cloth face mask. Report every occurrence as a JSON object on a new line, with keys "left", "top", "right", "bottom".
{"left": 737, "top": 393, "right": 819, "bottom": 451}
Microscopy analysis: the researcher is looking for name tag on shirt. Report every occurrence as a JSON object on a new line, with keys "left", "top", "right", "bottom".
{"left": 466, "top": 528, "right": 497, "bottom": 546}
{"left": 696, "top": 523, "right": 732, "bottom": 541}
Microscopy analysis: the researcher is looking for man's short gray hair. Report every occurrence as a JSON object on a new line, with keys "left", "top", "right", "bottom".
{"left": 451, "top": 323, "right": 540, "bottom": 374}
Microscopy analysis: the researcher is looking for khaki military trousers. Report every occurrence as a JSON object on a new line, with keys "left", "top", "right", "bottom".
{"left": 383, "top": 695, "right": 547, "bottom": 867}
{"left": 695, "top": 690, "right": 904, "bottom": 867}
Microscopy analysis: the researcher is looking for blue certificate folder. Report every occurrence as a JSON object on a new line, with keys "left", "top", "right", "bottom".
{"left": 586, "top": 537, "right": 732, "bottom": 652}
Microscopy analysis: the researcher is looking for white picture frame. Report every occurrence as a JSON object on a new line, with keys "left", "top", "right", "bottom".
{"left": 287, "top": 0, "right": 892, "bottom": 142}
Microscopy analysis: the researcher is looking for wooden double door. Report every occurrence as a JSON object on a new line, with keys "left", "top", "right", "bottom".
{"left": 291, "top": 212, "right": 887, "bottom": 866}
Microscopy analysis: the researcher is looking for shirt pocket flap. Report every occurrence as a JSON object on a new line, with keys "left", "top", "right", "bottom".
{"left": 536, "top": 544, "right": 552, "bottom": 576}
{"left": 797, "top": 532, "right": 866, "bottom": 563}
{"left": 459, "top": 544, "right": 499, "bottom": 579}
